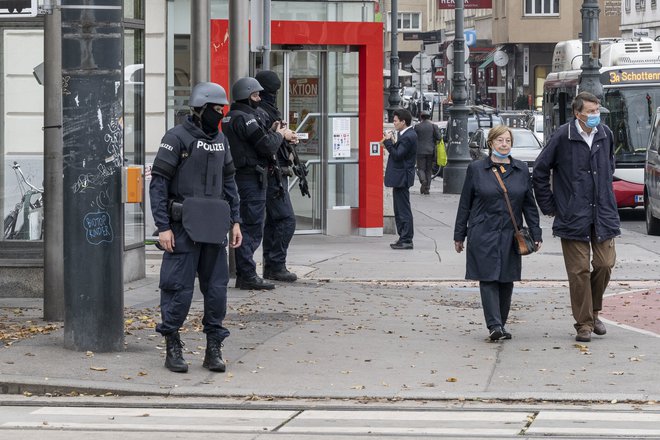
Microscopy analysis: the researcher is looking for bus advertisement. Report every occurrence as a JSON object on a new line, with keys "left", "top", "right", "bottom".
{"left": 543, "top": 38, "right": 660, "bottom": 210}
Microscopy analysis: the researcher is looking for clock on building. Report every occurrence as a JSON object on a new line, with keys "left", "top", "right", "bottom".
{"left": 493, "top": 50, "right": 509, "bottom": 67}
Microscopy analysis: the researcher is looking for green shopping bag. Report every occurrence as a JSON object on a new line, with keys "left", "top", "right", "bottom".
{"left": 436, "top": 138, "right": 447, "bottom": 167}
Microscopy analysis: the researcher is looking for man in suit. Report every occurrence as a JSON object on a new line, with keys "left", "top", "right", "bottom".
{"left": 383, "top": 109, "right": 418, "bottom": 249}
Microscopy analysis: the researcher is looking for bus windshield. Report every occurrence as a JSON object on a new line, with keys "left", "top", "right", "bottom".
{"left": 603, "top": 86, "right": 660, "bottom": 165}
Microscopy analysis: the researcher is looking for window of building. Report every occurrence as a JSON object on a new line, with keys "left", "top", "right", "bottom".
{"left": 386, "top": 12, "right": 421, "bottom": 32}
{"left": 652, "top": 0, "right": 657, "bottom": 9}
{"left": 524, "top": 0, "right": 559, "bottom": 15}
{"left": 625, "top": 0, "right": 631, "bottom": 11}
{"left": 636, "top": 0, "right": 646, "bottom": 10}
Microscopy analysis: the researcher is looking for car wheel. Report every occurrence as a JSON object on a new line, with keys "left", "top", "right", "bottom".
{"left": 645, "top": 192, "right": 660, "bottom": 235}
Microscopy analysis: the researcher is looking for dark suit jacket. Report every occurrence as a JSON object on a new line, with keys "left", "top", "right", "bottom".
{"left": 384, "top": 127, "right": 418, "bottom": 188}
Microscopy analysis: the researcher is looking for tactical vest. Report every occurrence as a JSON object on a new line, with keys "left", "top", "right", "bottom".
{"left": 168, "top": 124, "right": 228, "bottom": 201}
{"left": 222, "top": 107, "right": 269, "bottom": 170}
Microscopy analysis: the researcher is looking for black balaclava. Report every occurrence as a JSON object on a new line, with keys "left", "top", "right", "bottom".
{"left": 195, "top": 104, "right": 223, "bottom": 134}
{"left": 238, "top": 98, "right": 260, "bottom": 110}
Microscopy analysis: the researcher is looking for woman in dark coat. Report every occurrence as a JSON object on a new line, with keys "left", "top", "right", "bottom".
{"left": 453, "top": 125, "right": 542, "bottom": 341}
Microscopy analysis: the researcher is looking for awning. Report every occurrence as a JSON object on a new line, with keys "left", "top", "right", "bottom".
{"left": 478, "top": 51, "right": 495, "bottom": 70}
{"left": 383, "top": 68, "right": 413, "bottom": 78}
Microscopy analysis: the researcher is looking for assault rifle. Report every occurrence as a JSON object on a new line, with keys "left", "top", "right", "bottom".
{"left": 284, "top": 140, "right": 310, "bottom": 198}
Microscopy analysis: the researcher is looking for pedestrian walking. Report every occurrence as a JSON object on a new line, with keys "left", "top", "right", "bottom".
{"left": 532, "top": 91, "right": 620, "bottom": 343}
{"left": 454, "top": 125, "right": 542, "bottom": 341}
{"left": 150, "top": 82, "right": 243, "bottom": 373}
{"left": 255, "top": 70, "right": 299, "bottom": 282}
{"left": 221, "top": 76, "right": 291, "bottom": 290}
{"left": 383, "top": 109, "right": 417, "bottom": 249}
{"left": 414, "top": 110, "right": 442, "bottom": 194}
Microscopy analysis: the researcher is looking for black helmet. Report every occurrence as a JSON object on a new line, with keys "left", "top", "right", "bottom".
{"left": 231, "top": 77, "right": 264, "bottom": 101}
{"left": 255, "top": 70, "right": 281, "bottom": 93}
{"left": 189, "top": 82, "right": 229, "bottom": 107}
{"left": 420, "top": 110, "right": 431, "bottom": 118}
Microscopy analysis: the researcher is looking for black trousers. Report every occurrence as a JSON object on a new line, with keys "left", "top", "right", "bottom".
{"left": 263, "top": 174, "right": 296, "bottom": 272}
{"left": 235, "top": 174, "right": 267, "bottom": 279}
{"left": 392, "top": 186, "right": 414, "bottom": 243}
{"left": 479, "top": 280, "right": 513, "bottom": 331}
{"left": 156, "top": 244, "right": 230, "bottom": 340}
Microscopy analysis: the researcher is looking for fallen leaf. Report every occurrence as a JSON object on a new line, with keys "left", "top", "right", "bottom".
{"left": 90, "top": 366, "right": 107, "bottom": 371}
{"left": 446, "top": 377, "right": 458, "bottom": 382}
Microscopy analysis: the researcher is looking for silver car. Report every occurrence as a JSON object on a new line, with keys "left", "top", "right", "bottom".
{"left": 468, "top": 127, "right": 543, "bottom": 174}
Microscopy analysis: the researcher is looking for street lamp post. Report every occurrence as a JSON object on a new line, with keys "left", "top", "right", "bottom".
{"left": 443, "top": 0, "right": 470, "bottom": 194}
{"left": 386, "top": 0, "right": 401, "bottom": 122}
{"left": 578, "top": 0, "right": 603, "bottom": 100}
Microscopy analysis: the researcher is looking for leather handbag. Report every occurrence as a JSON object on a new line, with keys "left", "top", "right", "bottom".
{"left": 492, "top": 167, "right": 537, "bottom": 255}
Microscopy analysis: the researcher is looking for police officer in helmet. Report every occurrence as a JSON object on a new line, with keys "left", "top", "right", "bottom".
{"left": 255, "top": 70, "right": 299, "bottom": 282}
{"left": 150, "top": 82, "right": 242, "bottom": 373}
{"left": 222, "top": 77, "right": 293, "bottom": 290}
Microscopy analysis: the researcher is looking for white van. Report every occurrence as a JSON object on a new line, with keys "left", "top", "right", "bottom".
{"left": 645, "top": 107, "right": 660, "bottom": 235}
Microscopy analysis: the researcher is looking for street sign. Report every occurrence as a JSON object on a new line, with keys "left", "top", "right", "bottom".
{"left": 445, "top": 40, "right": 470, "bottom": 62}
{"left": 403, "top": 30, "right": 443, "bottom": 43}
{"left": 412, "top": 52, "right": 432, "bottom": 72}
{"left": 0, "top": 0, "right": 38, "bottom": 18}
{"left": 464, "top": 29, "right": 477, "bottom": 47}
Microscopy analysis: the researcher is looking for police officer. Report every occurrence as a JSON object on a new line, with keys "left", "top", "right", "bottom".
{"left": 150, "top": 82, "right": 242, "bottom": 373}
{"left": 222, "top": 77, "right": 292, "bottom": 290}
{"left": 255, "top": 70, "right": 299, "bottom": 282}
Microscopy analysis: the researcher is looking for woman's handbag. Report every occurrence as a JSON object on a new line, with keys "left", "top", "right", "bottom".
{"left": 491, "top": 167, "right": 537, "bottom": 255}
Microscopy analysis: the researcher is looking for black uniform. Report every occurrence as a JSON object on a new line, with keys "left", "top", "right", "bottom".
{"left": 256, "top": 95, "right": 297, "bottom": 276}
{"left": 150, "top": 116, "right": 241, "bottom": 340}
{"left": 221, "top": 101, "right": 283, "bottom": 282}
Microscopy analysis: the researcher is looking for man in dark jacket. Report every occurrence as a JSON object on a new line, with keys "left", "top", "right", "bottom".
{"left": 150, "top": 82, "right": 242, "bottom": 373}
{"left": 255, "top": 70, "right": 299, "bottom": 282}
{"left": 221, "top": 77, "right": 290, "bottom": 290}
{"left": 414, "top": 110, "right": 441, "bottom": 194}
{"left": 383, "top": 109, "right": 417, "bottom": 249}
{"left": 532, "top": 91, "right": 620, "bottom": 343}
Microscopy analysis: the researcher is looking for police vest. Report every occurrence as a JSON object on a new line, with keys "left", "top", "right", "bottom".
{"left": 222, "top": 106, "right": 270, "bottom": 170}
{"left": 168, "top": 124, "right": 228, "bottom": 201}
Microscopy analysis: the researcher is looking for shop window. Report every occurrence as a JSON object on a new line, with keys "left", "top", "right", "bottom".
{"left": 123, "top": 28, "right": 145, "bottom": 248}
{"left": 524, "top": 0, "right": 559, "bottom": 15}
{"left": 1, "top": 28, "right": 44, "bottom": 243}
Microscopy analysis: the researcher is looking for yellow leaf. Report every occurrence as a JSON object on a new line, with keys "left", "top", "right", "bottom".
{"left": 446, "top": 377, "right": 458, "bottom": 382}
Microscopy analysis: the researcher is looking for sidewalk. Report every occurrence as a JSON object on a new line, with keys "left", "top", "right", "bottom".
{"left": 1, "top": 178, "right": 659, "bottom": 402}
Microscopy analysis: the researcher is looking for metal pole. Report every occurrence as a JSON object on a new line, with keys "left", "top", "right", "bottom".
{"left": 419, "top": 42, "right": 423, "bottom": 119}
{"left": 229, "top": 0, "right": 250, "bottom": 86}
{"left": 443, "top": 0, "right": 470, "bottom": 195}
{"left": 43, "top": 0, "right": 64, "bottom": 321}
{"left": 386, "top": 0, "right": 401, "bottom": 122}
{"left": 191, "top": 0, "right": 210, "bottom": 85}
{"left": 262, "top": 0, "right": 271, "bottom": 70}
{"left": 578, "top": 0, "right": 603, "bottom": 100}
{"left": 62, "top": 0, "right": 124, "bottom": 351}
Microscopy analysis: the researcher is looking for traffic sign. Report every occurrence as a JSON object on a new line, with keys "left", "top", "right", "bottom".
{"left": 0, "top": 0, "right": 39, "bottom": 18}
{"left": 464, "top": 29, "right": 477, "bottom": 47}
{"left": 411, "top": 52, "right": 432, "bottom": 72}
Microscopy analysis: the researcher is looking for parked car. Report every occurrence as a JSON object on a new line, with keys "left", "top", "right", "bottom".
{"left": 644, "top": 107, "right": 660, "bottom": 235}
{"left": 527, "top": 113, "right": 545, "bottom": 145}
{"left": 446, "top": 105, "right": 503, "bottom": 140}
{"left": 468, "top": 127, "right": 543, "bottom": 173}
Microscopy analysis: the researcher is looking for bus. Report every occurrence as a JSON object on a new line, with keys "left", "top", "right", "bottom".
{"left": 543, "top": 38, "right": 660, "bottom": 209}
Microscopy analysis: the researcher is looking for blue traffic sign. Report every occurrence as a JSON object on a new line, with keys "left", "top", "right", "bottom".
{"left": 464, "top": 29, "right": 477, "bottom": 47}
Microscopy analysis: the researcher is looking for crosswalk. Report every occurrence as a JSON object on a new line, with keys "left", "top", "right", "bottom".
{"left": 2, "top": 405, "right": 660, "bottom": 437}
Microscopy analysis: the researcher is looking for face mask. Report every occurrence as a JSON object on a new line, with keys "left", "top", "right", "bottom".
{"left": 585, "top": 113, "right": 600, "bottom": 128}
{"left": 201, "top": 106, "right": 223, "bottom": 134}
{"left": 492, "top": 150, "right": 511, "bottom": 159}
{"left": 249, "top": 98, "right": 260, "bottom": 109}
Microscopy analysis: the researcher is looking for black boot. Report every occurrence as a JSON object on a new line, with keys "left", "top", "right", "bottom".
{"left": 263, "top": 267, "right": 298, "bottom": 282}
{"left": 203, "top": 334, "right": 226, "bottom": 372}
{"left": 164, "top": 332, "right": 188, "bottom": 373}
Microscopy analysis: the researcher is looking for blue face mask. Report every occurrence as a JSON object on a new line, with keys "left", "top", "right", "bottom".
{"left": 492, "top": 149, "right": 511, "bottom": 159}
{"left": 584, "top": 113, "right": 600, "bottom": 128}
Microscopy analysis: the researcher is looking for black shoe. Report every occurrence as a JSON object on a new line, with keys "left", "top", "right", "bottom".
{"left": 489, "top": 326, "right": 504, "bottom": 341}
{"left": 390, "top": 241, "right": 413, "bottom": 250}
{"left": 164, "top": 332, "right": 188, "bottom": 373}
{"left": 263, "top": 268, "right": 298, "bottom": 282}
{"left": 202, "top": 335, "right": 226, "bottom": 372}
{"left": 236, "top": 275, "right": 275, "bottom": 290}
{"left": 502, "top": 328, "right": 512, "bottom": 339}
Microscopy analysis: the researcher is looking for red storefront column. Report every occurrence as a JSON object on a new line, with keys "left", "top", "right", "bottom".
{"left": 210, "top": 20, "right": 384, "bottom": 235}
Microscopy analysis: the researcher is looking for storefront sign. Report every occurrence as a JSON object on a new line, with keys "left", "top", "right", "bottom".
{"left": 437, "top": 0, "right": 492, "bottom": 9}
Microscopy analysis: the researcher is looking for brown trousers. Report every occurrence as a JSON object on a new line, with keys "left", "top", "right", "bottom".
{"left": 560, "top": 235, "right": 616, "bottom": 332}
